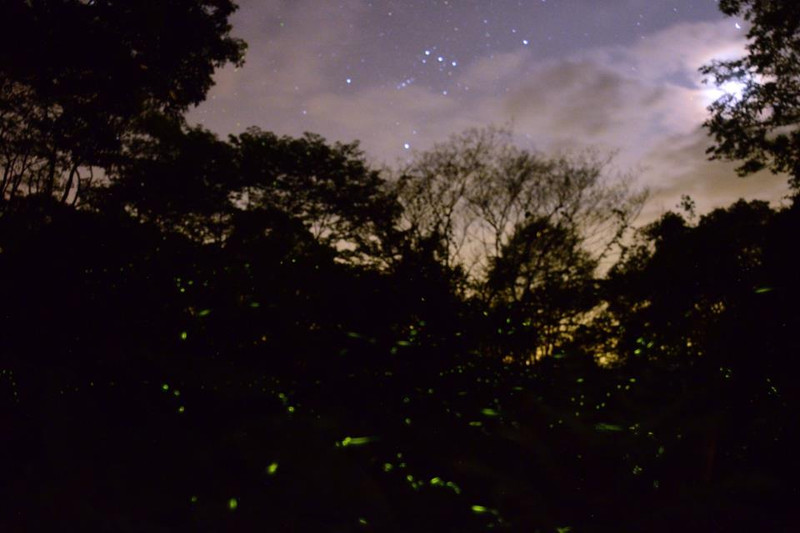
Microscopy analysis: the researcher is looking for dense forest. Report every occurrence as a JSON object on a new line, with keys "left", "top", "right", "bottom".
{"left": 1, "top": 1, "right": 799, "bottom": 531}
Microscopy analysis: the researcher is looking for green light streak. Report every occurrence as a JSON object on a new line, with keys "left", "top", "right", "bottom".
{"left": 594, "top": 423, "right": 623, "bottom": 432}
{"left": 445, "top": 481, "right": 462, "bottom": 494}
{"left": 337, "top": 436, "right": 378, "bottom": 448}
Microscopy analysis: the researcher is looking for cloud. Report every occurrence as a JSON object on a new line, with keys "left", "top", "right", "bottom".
{"left": 300, "top": 86, "right": 463, "bottom": 164}
{"left": 505, "top": 60, "right": 666, "bottom": 143}
{"left": 189, "top": 0, "right": 369, "bottom": 135}
{"left": 501, "top": 19, "right": 748, "bottom": 151}
{"left": 575, "top": 19, "right": 747, "bottom": 84}
{"left": 458, "top": 51, "right": 530, "bottom": 88}
{"left": 189, "top": 10, "right": 784, "bottom": 217}
{"left": 639, "top": 128, "right": 791, "bottom": 223}
{"left": 494, "top": 19, "right": 783, "bottom": 218}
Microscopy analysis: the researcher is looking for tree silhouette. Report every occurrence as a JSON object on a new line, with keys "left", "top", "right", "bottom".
{"left": 605, "top": 198, "right": 790, "bottom": 372}
{"left": 0, "top": 0, "right": 245, "bottom": 208}
{"left": 100, "top": 123, "right": 400, "bottom": 264}
{"left": 395, "top": 126, "right": 645, "bottom": 360}
{"left": 486, "top": 217, "right": 599, "bottom": 360}
{"left": 701, "top": 0, "right": 800, "bottom": 189}
{"left": 94, "top": 114, "right": 238, "bottom": 241}
{"left": 230, "top": 128, "right": 401, "bottom": 266}
{"left": 396, "top": 127, "right": 645, "bottom": 288}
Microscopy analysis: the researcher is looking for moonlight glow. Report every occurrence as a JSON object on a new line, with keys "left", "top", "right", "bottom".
{"left": 704, "top": 79, "right": 748, "bottom": 105}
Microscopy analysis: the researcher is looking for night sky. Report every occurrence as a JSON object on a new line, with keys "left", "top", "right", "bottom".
{"left": 188, "top": 0, "right": 791, "bottom": 221}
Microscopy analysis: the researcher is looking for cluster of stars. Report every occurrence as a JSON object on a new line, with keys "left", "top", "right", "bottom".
{"left": 421, "top": 49, "right": 458, "bottom": 68}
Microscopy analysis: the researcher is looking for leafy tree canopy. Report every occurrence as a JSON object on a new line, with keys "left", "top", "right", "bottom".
{"left": 100, "top": 123, "right": 400, "bottom": 264}
{"left": 702, "top": 0, "right": 800, "bottom": 189}
{"left": 605, "top": 199, "right": 778, "bottom": 366}
{"left": 0, "top": 0, "right": 246, "bottom": 206}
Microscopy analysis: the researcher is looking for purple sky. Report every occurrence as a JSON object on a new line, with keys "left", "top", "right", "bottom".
{"left": 188, "top": 0, "right": 791, "bottom": 222}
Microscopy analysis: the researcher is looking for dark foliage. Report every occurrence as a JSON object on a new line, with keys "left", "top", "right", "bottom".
{"left": 701, "top": 0, "right": 800, "bottom": 188}
{"left": 0, "top": 0, "right": 246, "bottom": 205}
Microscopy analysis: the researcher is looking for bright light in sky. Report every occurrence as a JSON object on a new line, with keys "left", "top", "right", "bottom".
{"left": 704, "top": 79, "right": 747, "bottom": 105}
